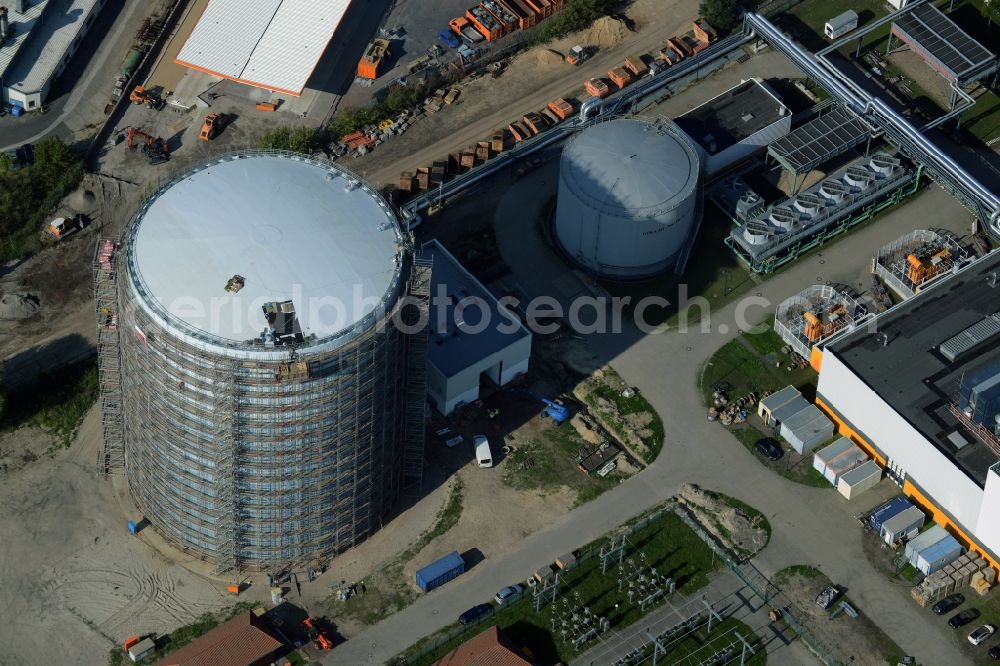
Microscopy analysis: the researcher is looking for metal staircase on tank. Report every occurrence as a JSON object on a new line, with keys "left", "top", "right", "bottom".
{"left": 402, "top": 259, "right": 432, "bottom": 491}
{"left": 212, "top": 360, "right": 242, "bottom": 574}
{"left": 94, "top": 239, "right": 125, "bottom": 475}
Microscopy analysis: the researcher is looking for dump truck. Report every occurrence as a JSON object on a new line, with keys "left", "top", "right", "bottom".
{"left": 199, "top": 112, "right": 227, "bottom": 141}
{"left": 449, "top": 17, "right": 485, "bottom": 44}
{"left": 624, "top": 55, "right": 648, "bottom": 77}
{"left": 585, "top": 78, "right": 610, "bottom": 98}
{"left": 547, "top": 98, "right": 573, "bottom": 120}
{"left": 47, "top": 214, "right": 87, "bottom": 239}
{"left": 357, "top": 38, "right": 391, "bottom": 79}
{"left": 608, "top": 67, "right": 632, "bottom": 89}
{"left": 565, "top": 45, "right": 586, "bottom": 65}
{"left": 467, "top": 5, "right": 505, "bottom": 41}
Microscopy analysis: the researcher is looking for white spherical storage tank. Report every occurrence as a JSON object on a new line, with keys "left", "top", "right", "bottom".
{"left": 554, "top": 118, "right": 702, "bottom": 279}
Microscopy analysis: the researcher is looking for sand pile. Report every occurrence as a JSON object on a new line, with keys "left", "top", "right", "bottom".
{"left": 0, "top": 293, "right": 40, "bottom": 320}
{"left": 678, "top": 483, "right": 769, "bottom": 558}
{"left": 534, "top": 48, "right": 566, "bottom": 68}
{"left": 583, "top": 16, "right": 628, "bottom": 49}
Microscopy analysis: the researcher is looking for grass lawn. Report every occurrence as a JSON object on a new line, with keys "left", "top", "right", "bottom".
{"left": 2, "top": 358, "right": 98, "bottom": 449}
{"left": 731, "top": 425, "right": 831, "bottom": 488}
{"left": 578, "top": 366, "right": 665, "bottom": 464}
{"left": 398, "top": 511, "right": 721, "bottom": 665}
{"left": 599, "top": 204, "right": 754, "bottom": 328}
{"left": 503, "top": 420, "right": 623, "bottom": 506}
{"left": 782, "top": 0, "right": 889, "bottom": 52}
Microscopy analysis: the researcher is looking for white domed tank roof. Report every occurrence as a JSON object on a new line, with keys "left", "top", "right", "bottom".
{"left": 555, "top": 118, "right": 702, "bottom": 279}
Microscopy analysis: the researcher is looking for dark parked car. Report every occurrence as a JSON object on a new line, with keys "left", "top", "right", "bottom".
{"left": 459, "top": 603, "right": 492, "bottom": 626}
{"left": 755, "top": 438, "right": 783, "bottom": 461}
{"left": 949, "top": 608, "right": 980, "bottom": 628}
{"left": 987, "top": 644, "right": 1000, "bottom": 659}
{"left": 932, "top": 593, "right": 964, "bottom": 615}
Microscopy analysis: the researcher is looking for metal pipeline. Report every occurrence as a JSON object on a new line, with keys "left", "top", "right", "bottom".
{"left": 744, "top": 12, "right": 1000, "bottom": 230}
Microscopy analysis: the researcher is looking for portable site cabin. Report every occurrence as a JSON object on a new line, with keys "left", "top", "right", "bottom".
{"left": 758, "top": 385, "right": 802, "bottom": 425}
{"left": 813, "top": 437, "right": 866, "bottom": 483}
{"left": 780, "top": 404, "right": 834, "bottom": 454}
{"left": 868, "top": 496, "right": 912, "bottom": 533}
{"left": 837, "top": 459, "right": 881, "bottom": 499}
{"left": 768, "top": 396, "right": 810, "bottom": 434}
{"left": 913, "top": 534, "right": 963, "bottom": 575}
{"left": 881, "top": 506, "right": 925, "bottom": 545}
{"left": 824, "top": 10, "right": 858, "bottom": 39}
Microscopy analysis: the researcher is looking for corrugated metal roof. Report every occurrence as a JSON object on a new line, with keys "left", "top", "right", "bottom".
{"left": 759, "top": 385, "right": 801, "bottom": 411}
{"left": 4, "top": 0, "right": 102, "bottom": 94}
{"left": 881, "top": 506, "right": 925, "bottom": 535}
{"left": 0, "top": 1, "right": 50, "bottom": 81}
{"left": 174, "top": 0, "right": 351, "bottom": 95}
{"left": 813, "top": 436, "right": 855, "bottom": 464}
{"left": 838, "top": 459, "right": 880, "bottom": 486}
{"left": 940, "top": 313, "right": 1000, "bottom": 361}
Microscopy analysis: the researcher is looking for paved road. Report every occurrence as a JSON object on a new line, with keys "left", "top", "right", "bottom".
{"left": 0, "top": 0, "right": 152, "bottom": 152}
{"left": 324, "top": 177, "right": 971, "bottom": 665}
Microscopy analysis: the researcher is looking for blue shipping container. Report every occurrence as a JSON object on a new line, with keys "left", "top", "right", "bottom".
{"left": 415, "top": 551, "right": 465, "bottom": 592}
{"left": 868, "top": 496, "right": 912, "bottom": 533}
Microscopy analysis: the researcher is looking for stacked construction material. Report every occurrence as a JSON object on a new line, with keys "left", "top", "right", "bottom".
{"left": 911, "top": 551, "right": 996, "bottom": 606}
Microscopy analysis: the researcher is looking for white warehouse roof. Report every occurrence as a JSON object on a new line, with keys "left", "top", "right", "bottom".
{"left": 174, "top": 0, "right": 352, "bottom": 96}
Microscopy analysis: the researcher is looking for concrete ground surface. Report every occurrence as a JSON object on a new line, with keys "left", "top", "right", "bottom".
{"left": 322, "top": 178, "right": 977, "bottom": 664}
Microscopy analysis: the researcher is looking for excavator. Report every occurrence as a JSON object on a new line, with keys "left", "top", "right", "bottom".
{"left": 128, "top": 85, "right": 164, "bottom": 110}
{"left": 302, "top": 616, "right": 334, "bottom": 650}
{"left": 125, "top": 127, "right": 169, "bottom": 165}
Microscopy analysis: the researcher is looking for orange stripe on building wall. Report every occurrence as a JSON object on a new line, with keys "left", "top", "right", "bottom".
{"left": 815, "top": 397, "right": 1000, "bottom": 573}
{"left": 902, "top": 481, "right": 1000, "bottom": 573}
{"left": 809, "top": 346, "right": 823, "bottom": 372}
{"left": 815, "top": 397, "right": 886, "bottom": 465}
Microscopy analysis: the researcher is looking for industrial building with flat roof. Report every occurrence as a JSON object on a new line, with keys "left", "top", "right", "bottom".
{"left": 673, "top": 77, "right": 790, "bottom": 175}
{"left": 816, "top": 251, "right": 1000, "bottom": 570}
{"left": 175, "top": 0, "right": 352, "bottom": 96}
{"left": 421, "top": 239, "right": 531, "bottom": 415}
{"left": 0, "top": 0, "right": 105, "bottom": 110}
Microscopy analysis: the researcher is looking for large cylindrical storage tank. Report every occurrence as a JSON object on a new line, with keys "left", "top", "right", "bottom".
{"left": 119, "top": 152, "right": 419, "bottom": 571}
{"left": 554, "top": 118, "right": 701, "bottom": 278}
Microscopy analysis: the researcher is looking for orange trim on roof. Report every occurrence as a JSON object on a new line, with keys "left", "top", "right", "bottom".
{"left": 173, "top": 58, "right": 304, "bottom": 97}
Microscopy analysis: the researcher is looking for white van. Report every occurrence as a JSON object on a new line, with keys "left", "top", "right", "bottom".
{"left": 473, "top": 435, "right": 493, "bottom": 468}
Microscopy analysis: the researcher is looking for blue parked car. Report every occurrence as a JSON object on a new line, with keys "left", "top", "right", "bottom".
{"left": 437, "top": 29, "right": 460, "bottom": 49}
{"left": 459, "top": 604, "right": 492, "bottom": 626}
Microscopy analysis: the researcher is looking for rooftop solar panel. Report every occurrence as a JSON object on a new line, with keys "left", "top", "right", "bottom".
{"left": 767, "top": 106, "right": 871, "bottom": 174}
{"left": 892, "top": 3, "right": 995, "bottom": 83}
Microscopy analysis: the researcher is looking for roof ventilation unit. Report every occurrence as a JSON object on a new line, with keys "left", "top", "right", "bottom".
{"left": 736, "top": 191, "right": 764, "bottom": 221}
{"left": 869, "top": 153, "right": 901, "bottom": 175}
{"left": 793, "top": 193, "right": 825, "bottom": 216}
{"left": 743, "top": 220, "right": 774, "bottom": 245}
{"left": 769, "top": 207, "right": 799, "bottom": 230}
{"left": 819, "top": 179, "right": 850, "bottom": 203}
{"left": 843, "top": 166, "right": 873, "bottom": 190}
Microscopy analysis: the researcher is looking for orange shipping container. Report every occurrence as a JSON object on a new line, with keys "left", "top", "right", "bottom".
{"left": 497, "top": 0, "right": 538, "bottom": 29}
{"left": 668, "top": 37, "right": 692, "bottom": 59}
{"left": 491, "top": 129, "right": 507, "bottom": 152}
{"left": 523, "top": 112, "right": 546, "bottom": 134}
{"left": 476, "top": 141, "right": 491, "bottom": 161}
{"left": 255, "top": 102, "right": 277, "bottom": 112}
{"left": 692, "top": 18, "right": 717, "bottom": 45}
{"left": 585, "top": 78, "right": 610, "bottom": 98}
{"left": 608, "top": 67, "right": 632, "bottom": 89}
{"left": 357, "top": 38, "right": 390, "bottom": 80}
{"left": 508, "top": 122, "right": 531, "bottom": 142}
{"left": 399, "top": 171, "right": 415, "bottom": 192}
{"left": 547, "top": 98, "right": 573, "bottom": 120}
{"left": 482, "top": 0, "right": 518, "bottom": 32}
{"left": 624, "top": 54, "right": 648, "bottom": 77}
{"left": 522, "top": 0, "right": 553, "bottom": 18}
{"left": 467, "top": 6, "right": 505, "bottom": 41}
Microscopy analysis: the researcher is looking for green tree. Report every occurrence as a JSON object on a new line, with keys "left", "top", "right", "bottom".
{"left": 0, "top": 152, "right": 12, "bottom": 173}
{"left": 699, "top": 0, "right": 740, "bottom": 31}
{"left": 257, "top": 126, "right": 325, "bottom": 153}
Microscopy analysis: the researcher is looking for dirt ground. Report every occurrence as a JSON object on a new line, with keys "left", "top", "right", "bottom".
{"left": 887, "top": 48, "right": 953, "bottom": 111}
{"left": 348, "top": 0, "right": 701, "bottom": 186}
{"left": 776, "top": 568, "right": 905, "bottom": 665}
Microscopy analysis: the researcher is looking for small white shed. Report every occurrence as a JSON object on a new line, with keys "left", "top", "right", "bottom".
{"left": 837, "top": 459, "right": 881, "bottom": 499}
{"left": 824, "top": 10, "right": 858, "bottom": 39}
{"left": 758, "top": 385, "right": 802, "bottom": 424}
{"left": 881, "top": 506, "right": 925, "bottom": 545}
